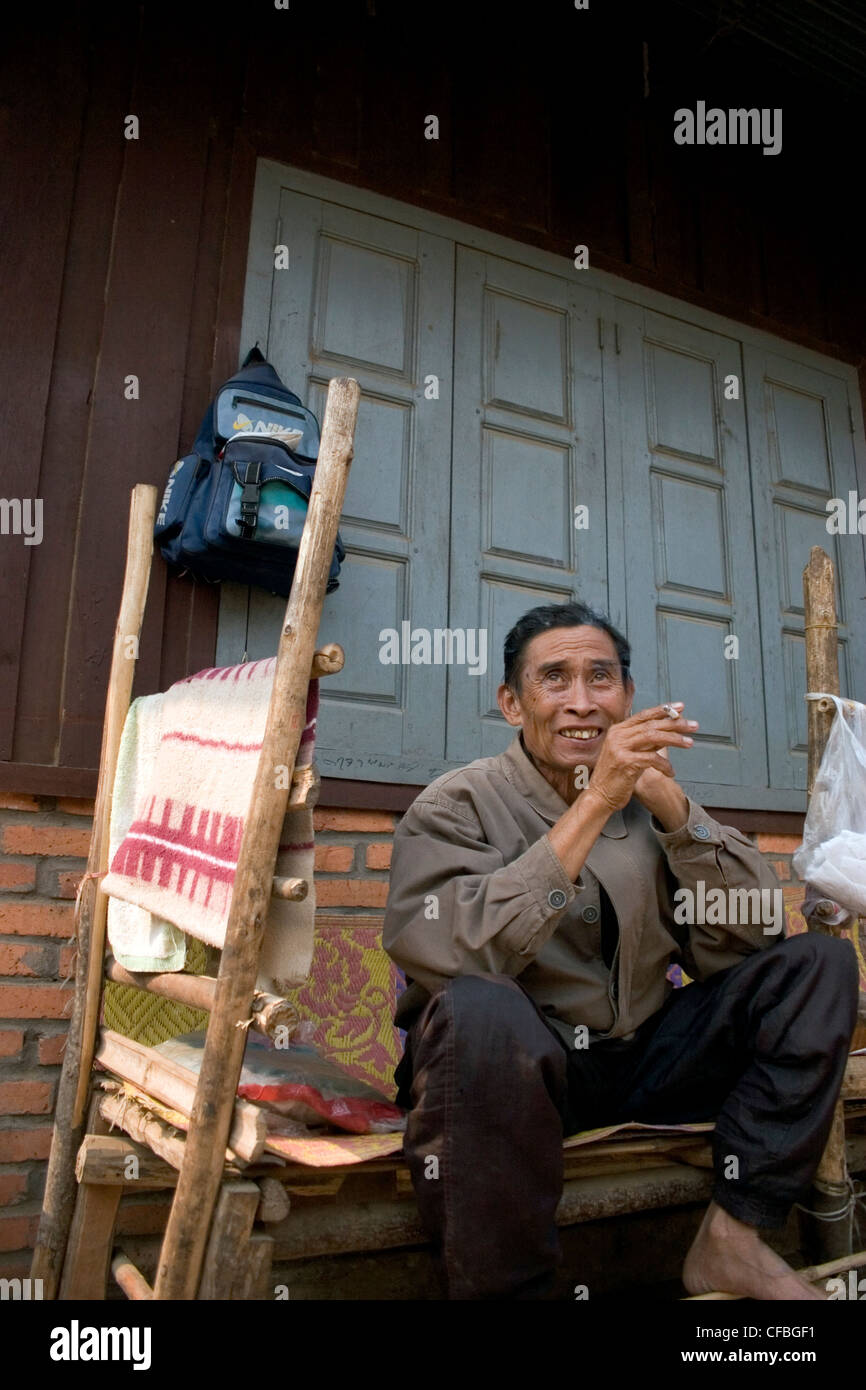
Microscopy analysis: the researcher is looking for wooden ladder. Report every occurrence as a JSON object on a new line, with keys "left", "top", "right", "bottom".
{"left": 30, "top": 376, "right": 360, "bottom": 1300}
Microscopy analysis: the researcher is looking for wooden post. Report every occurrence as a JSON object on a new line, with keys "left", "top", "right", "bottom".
{"left": 197, "top": 1181, "right": 261, "bottom": 1300}
{"left": 152, "top": 377, "right": 360, "bottom": 1300}
{"left": 31, "top": 484, "right": 157, "bottom": 1298}
{"left": 58, "top": 1096, "right": 120, "bottom": 1301}
{"left": 801, "top": 546, "right": 852, "bottom": 1261}
{"left": 234, "top": 1232, "right": 274, "bottom": 1301}
{"left": 76, "top": 1134, "right": 180, "bottom": 1189}
{"left": 804, "top": 548, "right": 841, "bottom": 800}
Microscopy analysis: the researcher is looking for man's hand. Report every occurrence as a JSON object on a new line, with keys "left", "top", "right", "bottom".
{"left": 582, "top": 703, "right": 698, "bottom": 818}
{"left": 633, "top": 757, "right": 691, "bottom": 832}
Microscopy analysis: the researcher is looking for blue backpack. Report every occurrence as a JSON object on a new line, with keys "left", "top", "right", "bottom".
{"left": 154, "top": 348, "right": 346, "bottom": 596}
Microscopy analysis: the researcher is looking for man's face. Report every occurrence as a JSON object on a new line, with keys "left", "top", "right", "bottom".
{"left": 497, "top": 626, "right": 634, "bottom": 790}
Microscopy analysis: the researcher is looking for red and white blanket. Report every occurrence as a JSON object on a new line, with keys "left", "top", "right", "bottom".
{"left": 102, "top": 658, "right": 319, "bottom": 990}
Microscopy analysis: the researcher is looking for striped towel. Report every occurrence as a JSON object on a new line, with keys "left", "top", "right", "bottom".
{"left": 102, "top": 659, "right": 319, "bottom": 991}
{"left": 106, "top": 691, "right": 187, "bottom": 973}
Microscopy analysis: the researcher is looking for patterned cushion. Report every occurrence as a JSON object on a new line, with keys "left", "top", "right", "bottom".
{"left": 283, "top": 915, "right": 405, "bottom": 1099}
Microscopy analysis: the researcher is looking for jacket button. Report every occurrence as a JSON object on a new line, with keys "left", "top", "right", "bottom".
{"left": 547, "top": 889, "right": 568, "bottom": 910}
{"left": 581, "top": 904, "right": 599, "bottom": 923}
{"left": 694, "top": 824, "right": 711, "bottom": 839}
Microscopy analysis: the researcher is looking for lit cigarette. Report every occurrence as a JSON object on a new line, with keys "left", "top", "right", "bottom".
{"left": 662, "top": 703, "right": 680, "bottom": 719}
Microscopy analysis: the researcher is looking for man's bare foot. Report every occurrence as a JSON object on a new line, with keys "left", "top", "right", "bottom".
{"left": 683, "top": 1201, "right": 825, "bottom": 1300}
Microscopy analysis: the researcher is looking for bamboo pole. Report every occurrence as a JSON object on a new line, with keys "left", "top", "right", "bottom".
{"left": 801, "top": 546, "right": 851, "bottom": 1262}
{"left": 31, "top": 484, "right": 157, "bottom": 1298}
{"left": 152, "top": 376, "right": 360, "bottom": 1300}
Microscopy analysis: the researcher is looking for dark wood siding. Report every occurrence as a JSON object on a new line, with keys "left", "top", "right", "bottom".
{"left": 1, "top": 0, "right": 864, "bottom": 795}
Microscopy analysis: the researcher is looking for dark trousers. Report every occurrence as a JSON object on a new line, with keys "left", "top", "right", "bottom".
{"left": 393, "top": 934, "right": 859, "bottom": 1300}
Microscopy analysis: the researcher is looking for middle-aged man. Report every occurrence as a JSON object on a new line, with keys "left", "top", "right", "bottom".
{"left": 382, "top": 601, "right": 859, "bottom": 1301}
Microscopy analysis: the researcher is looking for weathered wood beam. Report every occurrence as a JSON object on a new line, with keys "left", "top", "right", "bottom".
{"left": 76, "top": 1134, "right": 180, "bottom": 1189}
{"left": 31, "top": 484, "right": 157, "bottom": 1298}
{"left": 802, "top": 546, "right": 851, "bottom": 1261}
{"left": 98, "top": 1088, "right": 188, "bottom": 1172}
{"left": 234, "top": 1232, "right": 274, "bottom": 1301}
{"left": 804, "top": 548, "right": 840, "bottom": 802}
{"left": 841, "top": 1055, "right": 866, "bottom": 1099}
{"left": 153, "top": 377, "right": 359, "bottom": 1300}
{"left": 198, "top": 1181, "right": 261, "bottom": 1301}
{"left": 58, "top": 1184, "right": 123, "bottom": 1301}
{"left": 58, "top": 1097, "right": 120, "bottom": 1301}
{"left": 95, "top": 1029, "right": 267, "bottom": 1163}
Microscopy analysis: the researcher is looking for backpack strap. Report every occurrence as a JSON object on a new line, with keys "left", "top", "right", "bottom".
{"left": 237, "top": 460, "right": 262, "bottom": 538}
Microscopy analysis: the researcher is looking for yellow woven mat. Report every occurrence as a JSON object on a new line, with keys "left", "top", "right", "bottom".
{"left": 103, "top": 936, "right": 210, "bottom": 1045}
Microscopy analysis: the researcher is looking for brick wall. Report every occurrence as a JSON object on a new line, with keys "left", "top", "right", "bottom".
{"left": 0, "top": 794, "right": 809, "bottom": 1278}
{"left": 0, "top": 795, "right": 399, "bottom": 1275}
{"left": 0, "top": 793, "right": 83, "bottom": 1272}
{"left": 754, "top": 834, "right": 800, "bottom": 889}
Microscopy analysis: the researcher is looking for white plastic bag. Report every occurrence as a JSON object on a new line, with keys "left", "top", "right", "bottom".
{"left": 792, "top": 694, "right": 866, "bottom": 915}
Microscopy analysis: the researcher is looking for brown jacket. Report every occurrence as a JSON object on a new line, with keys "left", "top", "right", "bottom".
{"left": 383, "top": 731, "right": 780, "bottom": 1046}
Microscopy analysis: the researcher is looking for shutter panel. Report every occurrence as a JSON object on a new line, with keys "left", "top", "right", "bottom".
{"left": 743, "top": 348, "right": 866, "bottom": 790}
{"left": 611, "top": 300, "right": 768, "bottom": 795}
{"left": 220, "top": 176, "right": 455, "bottom": 784}
{"left": 227, "top": 161, "right": 866, "bottom": 802}
{"left": 446, "top": 247, "right": 607, "bottom": 764}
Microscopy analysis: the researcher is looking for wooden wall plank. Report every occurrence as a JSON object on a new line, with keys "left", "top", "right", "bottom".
{"left": 146, "top": 45, "right": 249, "bottom": 694}
{"left": 451, "top": 39, "right": 550, "bottom": 235}
{"left": 12, "top": 5, "right": 141, "bottom": 765}
{"left": 695, "top": 150, "right": 764, "bottom": 319}
{"left": 758, "top": 107, "right": 831, "bottom": 344}
{"left": 359, "top": 19, "right": 442, "bottom": 201}
{"left": 0, "top": 20, "right": 87, "bottom": 760}
{"left": 549, "top": 22, "right": 633, "bottom": 263}
{"left": 56, "top": 11, "right": 223, "bottom": 768}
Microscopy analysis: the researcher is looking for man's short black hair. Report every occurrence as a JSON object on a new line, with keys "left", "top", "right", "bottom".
{"left": 503, "top": 601, "right": 632, "bottom": 695}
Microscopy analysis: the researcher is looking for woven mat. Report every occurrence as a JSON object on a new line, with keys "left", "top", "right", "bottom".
{"left": 102, "top": 936, "right": 210, "bottom": 1045}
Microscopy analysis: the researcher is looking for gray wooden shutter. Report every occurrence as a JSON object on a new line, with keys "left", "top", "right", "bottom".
{"left": 610, "top": 299, "right": 769, "bottom": 798}
{"left": 227, "top": 162, "right": 866, "bottom": 803}
{"left": 446, "top": 247, "right": 607, "bottom": 764}
{"left": 220, "top": 180, "right": 455, "bottom": 783}
{"left": 743, "top": 347, "right": 866, "bottom": 790}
